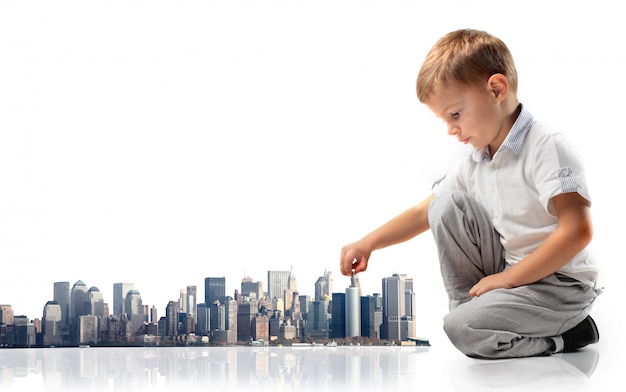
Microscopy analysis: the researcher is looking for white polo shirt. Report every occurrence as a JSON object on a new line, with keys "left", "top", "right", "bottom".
{"left": 433, "top": 105, "right": 598, "bottom": 287}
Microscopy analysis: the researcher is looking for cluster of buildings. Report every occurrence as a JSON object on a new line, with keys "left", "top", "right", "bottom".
{"left": 0, "top": 269, "right": 418, "bottom": 347}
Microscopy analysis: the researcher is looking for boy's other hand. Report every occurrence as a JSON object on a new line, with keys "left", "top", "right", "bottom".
{"left": 469, "top": 272, "right": 514, "bottom": 297}
{"left": 340, "top": 242, "right": 371, "bottom": 276}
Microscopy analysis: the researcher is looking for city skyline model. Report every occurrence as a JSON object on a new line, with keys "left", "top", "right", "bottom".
{"left": 0, "top": 268, "right": 419, "bottom": 348}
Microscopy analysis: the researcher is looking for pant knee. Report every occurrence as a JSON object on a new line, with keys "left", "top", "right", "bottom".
{"left": 428, "top": 191, "right": 479, "bottom": 232}
{"left": 428, "top": 191, "right": 460, "bottom": 226}
{"left": 443, "top": 308, "right": 489, "bottom": 358}
{"left": 443, "top": 310, "right": 468, "bottom": 348}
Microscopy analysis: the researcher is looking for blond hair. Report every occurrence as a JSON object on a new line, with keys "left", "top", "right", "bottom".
{"left": 416, "top": 29, "right": 518, "bottom": 103}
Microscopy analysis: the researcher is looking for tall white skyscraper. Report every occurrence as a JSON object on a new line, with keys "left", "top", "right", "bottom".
{"left": 345, "top": 273, "right": 361, "bottom": 338}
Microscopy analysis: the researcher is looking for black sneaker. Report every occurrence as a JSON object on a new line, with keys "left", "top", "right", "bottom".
{"left": 562, "top": 315, "right": 600, "bottom": 352}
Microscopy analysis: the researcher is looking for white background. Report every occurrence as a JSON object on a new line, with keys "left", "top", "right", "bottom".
{"left": 0, "top": 0, "right": 623, "bottom": 346}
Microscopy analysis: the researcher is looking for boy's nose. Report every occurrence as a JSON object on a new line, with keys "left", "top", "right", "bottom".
{"left": 447, "top": 125, "right": 459, "bottom": 136}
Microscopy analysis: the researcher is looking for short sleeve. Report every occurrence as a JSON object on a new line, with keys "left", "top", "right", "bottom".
{"left": 533, "top": 132, "right": 590, "bottom": 216}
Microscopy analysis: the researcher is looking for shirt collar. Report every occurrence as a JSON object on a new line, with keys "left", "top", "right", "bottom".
{"left": 472, "top": 104, "right": 535, "bottom": 162}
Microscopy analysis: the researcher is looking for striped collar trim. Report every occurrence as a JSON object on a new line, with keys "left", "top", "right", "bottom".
{"left": 472, "top": 104, "right": 535, "bottom": 162}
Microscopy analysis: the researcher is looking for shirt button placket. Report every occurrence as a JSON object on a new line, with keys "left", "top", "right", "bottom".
{"left": 489, "top": 162, "right": 498, "bottom": 217}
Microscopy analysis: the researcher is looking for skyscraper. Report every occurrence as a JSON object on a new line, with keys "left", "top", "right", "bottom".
{"left": 345, "top": 273, "right": 361, "bottom": 337}
{"left": 176, "top": 286, "right": 196, "bottom": 334}
{"left": 272, "top": 297, "right": 284, "bottom": 315}
{"left": 196, "top": 303, "right": 208, "bottom": 335}
{"left": 381, "top": 274, "right": 416, "bottom": 341}
{"left": 165, "top": 300, "right": 179, "bottom": 338}
{"left": 290, "top": 291, "right": 301, "bottom": 318}
{"left": 305, "top": 299, "right": 330, "bottom": 339}
{"left": 0, "top": 304, "right": 14, "bottom": 325}
{"left": 70, "top": 280, "right": 88, "bottom": 343}
{"left": 314, "top": 270, "right": 333, "bottom": 301}
{"left": 207, "top": 296, "right": 238, "bottom": 343}
{"left": 283, "top": 267, "right": 298, "bottom": 315}
{"left": 290, "top": 291, "right": 304, "bottom": 339}
{"left": 53, "top": 282, "right": 70, "bottom": 340}
{"left": 267, "top": 270, "right": 290, "bottom": 305}
{"left": 361, "top": 293, "right": 383, "bottom": 339}
{"left": 14, "top": 317, "right": 35, "bottom": 347}
{"left": 205, "top": 277, "right": 226, "bottom": 332}
{"left": 204, "top": 277, "right": 226, "bottom": 306}
{"left": 125, "top": 290, "right": 143, "bottom": 335}
{"left": 179, "top": 288, "right": 188, "bottom": 315}
{"left": 252, "top": 314, "right": 269, "bottom": 342}
{"left": 70, "top": 280, "right": 88, "bottom": 319}
{"left": 212, "top": 301, "right": 226, "bottom": 331}
{"left": 113, "top": 283, "right": 134, "bottom": 316}
{"left": 79, "top": 315, "right": 99, "bottom": 345}
{"left": 331, "top": 292, "right": 346, "bottom": 339}
{"left": 42, "top": 301, "right": 62, "bottom": 346}
{"left": 88, "top": 286, "right": 105, "bottom": 318}
{"left": 186, "top": 285, "right": 197, "bottom": 322}
{"left": 224, "top": 297, "right": 237, "bottom": 343}
{"left": 237, "top": 300, "right": 259, "bottom": 342}
{"left": 150, "top": 306, "right": 158, "bottom": 324}
{"left": 241, "top": 276, "right": 263, "bottom": 300}
{"left": 299, "top": 295, "right": 311, "bottom": 320}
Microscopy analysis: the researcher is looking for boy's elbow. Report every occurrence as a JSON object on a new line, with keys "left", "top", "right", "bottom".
{"left": 579, "top": 219, "right": 593, "bottom": 247}
{"left": 554, "top": 193, "right": 593, "bottom": 249}
{"left": 571, "top": 215, "right": 593, "bottom": 250}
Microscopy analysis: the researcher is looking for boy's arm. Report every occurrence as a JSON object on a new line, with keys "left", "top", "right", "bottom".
{"left": 339, "top": 194, "right": 434, "bottom": 276}
{"left": 469, "top": 192, "right": 593, "bottom": 297}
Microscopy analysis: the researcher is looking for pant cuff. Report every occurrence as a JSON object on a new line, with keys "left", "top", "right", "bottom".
{"left": 551, "top": 335, "right": 565, "bottom": 353}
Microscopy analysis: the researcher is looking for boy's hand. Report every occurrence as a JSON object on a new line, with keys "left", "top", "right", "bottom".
{"left": 340, "top": 241, "right": 371, "bottom": 276}
{"left": 469, "top": 272, "right": 514, "bottom": 297}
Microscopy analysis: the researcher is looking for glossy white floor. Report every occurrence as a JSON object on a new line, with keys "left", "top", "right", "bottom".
{"left": 0, "top": 344, "right": 614, "bottom": 392}
{"left": 0, "top": 300, "right": 620, "bottom": 392}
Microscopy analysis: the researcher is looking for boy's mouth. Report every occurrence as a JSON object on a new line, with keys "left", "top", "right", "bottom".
{"left": 460, "top": 137, "right": 471, "bottom": 144}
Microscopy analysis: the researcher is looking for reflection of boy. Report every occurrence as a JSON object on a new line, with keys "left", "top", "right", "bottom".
{"left": 339, "top": 29, "right": 600, "bottom": 358}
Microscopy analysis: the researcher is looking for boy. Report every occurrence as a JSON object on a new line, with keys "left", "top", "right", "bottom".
{"left": 339, "top": 29, "right": 600, "bottom": 359}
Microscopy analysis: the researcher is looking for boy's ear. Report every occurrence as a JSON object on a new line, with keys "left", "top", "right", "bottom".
{"left": 487, "top": 73, "right": 509, "bottom": 101}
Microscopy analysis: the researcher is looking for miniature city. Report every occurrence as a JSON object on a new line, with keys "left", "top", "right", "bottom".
{"left": 0, "top": 270, "right": 429, "bottom": 348}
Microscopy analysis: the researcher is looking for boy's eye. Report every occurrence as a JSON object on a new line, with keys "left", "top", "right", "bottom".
{"left": 450, "top": 111, "right": 461, "bottom": 119}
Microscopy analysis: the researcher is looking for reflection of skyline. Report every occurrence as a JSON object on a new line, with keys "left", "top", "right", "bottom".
{"left": 0, "top": 346, "right": 603, "bottom": 391}
{"left": 0, "top": 346, "right": 429, "bottom": 391}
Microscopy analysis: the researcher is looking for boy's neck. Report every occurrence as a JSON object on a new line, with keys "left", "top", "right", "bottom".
{"left": 489, "top": 98, "right": 521, "bottom": 157}
{"left": 508, "top": 101, "right": 522, "bottom": 126}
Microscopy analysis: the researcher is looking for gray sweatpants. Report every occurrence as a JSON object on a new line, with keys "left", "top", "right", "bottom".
{"left": 428, "top": 192, "right": 598, "bottom": 359}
